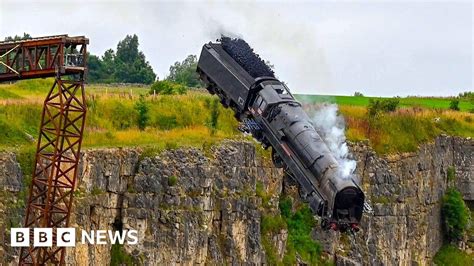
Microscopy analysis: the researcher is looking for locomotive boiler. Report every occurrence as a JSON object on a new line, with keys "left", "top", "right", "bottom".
{"left": 196, "top": 37, "right": 365, "bottom": 232}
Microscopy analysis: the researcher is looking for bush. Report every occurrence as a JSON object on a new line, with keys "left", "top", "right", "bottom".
{"left": 442, "top": 187, "right": 470, "bottom": 240}
{"left": 134, "top": 95, "right": 149, "bottom": 131}
{"left": 449, "top": 99, "right": 460, "bottom": 111}
{"left": 279, "top": 196, "right": 292, "bottom": 219}
{"left": 261, "top": 215, "right": 286, "bottom": 234}
{"left": 367, "top": 98, "right": 400, "bottom": 117}
{"left": 168, "top": 175, "right": 178, "bottom": 186}
{"left": 278, "top": 197, "right": 322, "bottom": 265}
{"left": 150, "top": 80, "right": 187, "bottom": 95}
{"left": 204, "top": 97, "right": 220, "bottom": 136}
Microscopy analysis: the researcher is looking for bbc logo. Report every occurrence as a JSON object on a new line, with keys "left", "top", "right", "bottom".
{"left": 11, "top": 228, "right": 76, "bottom": 247}
{"left": 11, "top": 228, "right": 138, "bottom": 247}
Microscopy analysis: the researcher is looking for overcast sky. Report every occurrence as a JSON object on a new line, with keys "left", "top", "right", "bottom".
{"left": 0, "top": 0, "right": 472, "bottom": 96}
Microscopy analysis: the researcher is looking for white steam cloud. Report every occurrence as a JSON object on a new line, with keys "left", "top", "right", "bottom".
{"left": 310, "top": 103, "right": 357, "bottom": 180}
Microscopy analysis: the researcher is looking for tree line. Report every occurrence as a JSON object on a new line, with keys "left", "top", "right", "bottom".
{"left": 87, "top": 34, "right": 202, "bottom": 88}
{"left": 3, "top": 33, "right": 202, "bottom": 89}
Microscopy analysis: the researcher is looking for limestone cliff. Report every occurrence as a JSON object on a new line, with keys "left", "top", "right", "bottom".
{"left": 316, "top": 136, "right": 473, "bottom": 265}
{"left": 0, "top": 136, "right": 472, "bottom": 265}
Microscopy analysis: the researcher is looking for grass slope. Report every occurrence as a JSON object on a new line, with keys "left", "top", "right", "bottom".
{"left": 0, "top": 79, "right": 472, "bottom": 155}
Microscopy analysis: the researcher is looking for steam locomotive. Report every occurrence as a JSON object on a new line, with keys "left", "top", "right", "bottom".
{"left": 196, "top": 37, "right": 365, "bottom": 232}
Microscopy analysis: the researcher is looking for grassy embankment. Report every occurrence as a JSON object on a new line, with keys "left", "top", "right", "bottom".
{"left": 297, "top": 94, "right": 473, "bottom": 154}
{"left": 0, "top": 79, "right": 240, "bottom": 162}
{"left": 0, "top": 79, "right": 472, "bottom": 158}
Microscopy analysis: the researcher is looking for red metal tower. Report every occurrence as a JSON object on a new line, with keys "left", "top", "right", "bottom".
{"left": 0, "top": 35, "right": 88, "bottom": 265}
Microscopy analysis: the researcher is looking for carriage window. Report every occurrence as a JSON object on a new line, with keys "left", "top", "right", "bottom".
{"left": 260, "top": 100, "right": 267, "bottom": 110}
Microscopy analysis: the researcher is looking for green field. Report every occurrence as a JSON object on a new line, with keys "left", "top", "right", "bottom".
{"left": 296, "top": 94, "right": 473, "bottom": 112}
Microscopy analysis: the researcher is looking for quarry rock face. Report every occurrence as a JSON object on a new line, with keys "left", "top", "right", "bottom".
{"left": 0, "top": 136, "right": 472, "bottom": 265}
{"left": 0, "top": 152, "right": 23, "bottom": 192}
{"left": 0, "top": 152, "right": 23, "bottom": 262}
{"left": 326, "top": 136, "right": 473, "bottom": 265}
{"left": 66, "top": 142, "right": 283, "bottom": 265}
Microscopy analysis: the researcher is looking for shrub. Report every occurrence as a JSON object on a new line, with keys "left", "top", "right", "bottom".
{"left": 367, "top": 98, "right": 400, "bottom": 117}
{"left": 168, "top": 175, "right": 178, "bottom": 186}
{"left": 279, "top": 196, "right": 292, "bottom": 219}
{"left": 383, "top": 98, "right": 400, "bottom": 112}
{"left": 261, "top": 215, "right": 286, "bottom": 234}
{"left": 150, "top": 80, "right": 187, "bottom": 95}
{"left": 278, "top": 196, "right": 322, "bottom": 265}
{"left": 134, "top": 95, "right": 149, "bottom": 131}
{"left": 442, "top": 187, "right": 470, "bottom": 240}
{"left": 204, "top": 97, "right": 220, "bottom": 136}
{"left": 449, "top": 99, "right": 460, "bottom": 111}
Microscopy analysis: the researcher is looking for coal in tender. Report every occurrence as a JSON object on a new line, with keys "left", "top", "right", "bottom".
{"left": 220, "top": 36, "right": 275, "bottom": 79}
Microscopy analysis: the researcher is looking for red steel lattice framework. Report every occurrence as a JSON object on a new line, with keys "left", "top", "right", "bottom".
{"left": 0, "top": 35, "right": 88, "bottom": 265}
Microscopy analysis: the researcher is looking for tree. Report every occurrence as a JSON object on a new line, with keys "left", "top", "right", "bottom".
{"left": 167, "top": 55, "right": 202, "bottom": 87}
{"left": 354, "top": 91, "right": 364, "bottom": 97}
{"left": 4, "top": 33, "right": 32, "bottom": 41}
{"left": 101, "top": 49, "right": 116, "bottom": 82}
{"left": 114, "top": 35, "right": 156, "bottom": 84}
{"left": 87, "top": 35, "right": 156, "bottom": 84}
{"left": 458, "top": 91, "right": 473, "bottom": 100}
{"left": 87, "top": 54, "right": 104, "bottom": 82}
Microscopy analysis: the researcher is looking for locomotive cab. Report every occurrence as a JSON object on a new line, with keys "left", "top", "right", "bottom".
{"left": 249, "top": 80, "right": 297, "bottom": 118}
